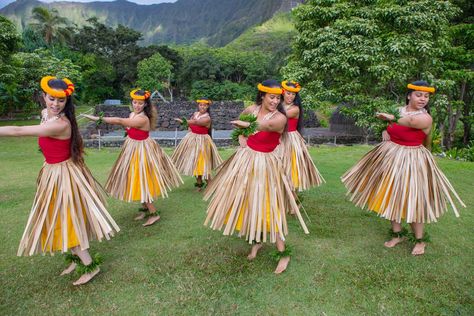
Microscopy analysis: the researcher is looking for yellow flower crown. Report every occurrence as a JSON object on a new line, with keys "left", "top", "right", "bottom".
{"left": 407, "top": 83, "right": 435, "bottom": 93}
{"left": 281, "top": 80, "right": 301, "bottom": 93}
{"left": 130, "top": 89, "right": 151, "bottom": 100}
{"left": 196, "top": 99, "right": 212, "bottom": 105}
{"left": 257, "top": 83, "right": 282, "bottom": 95}
{"left": 40, "top": 76, "right": 74, "bottom": 98}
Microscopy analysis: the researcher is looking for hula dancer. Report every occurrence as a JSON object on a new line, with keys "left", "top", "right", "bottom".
{"left": 172, "top": 98, "right": 223, "bottom": 191}
{"left": 204, "top": 80, "right": 309, "bottom": 274}
{"left": 341, "top": 81, "right": 466, "bottom": 255}
{"left": 0, "top": 76, "right": 119, "bottom": 285}
{"left": 280, "top": 80, "right": 325, "bottom": 192}
{"left": 84, "top": 89, "right": 183, "bottom": 227}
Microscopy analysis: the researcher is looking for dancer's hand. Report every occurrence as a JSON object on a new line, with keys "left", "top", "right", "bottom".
{"left": 376, "top": 112, "right": 395, "bottom": 121}
{"left": 382, "top": 130, "right": 390, "bottom": 141}
{"left": 231, "top": 120, "right": 250, "bottom": 128}
{"left": 174, "top": 118, "right": 183, "bottom": 124}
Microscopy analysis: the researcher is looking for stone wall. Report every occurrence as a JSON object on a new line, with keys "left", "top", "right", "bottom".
{"left": 83, "top": 101, "right": 320, "bottom": 137}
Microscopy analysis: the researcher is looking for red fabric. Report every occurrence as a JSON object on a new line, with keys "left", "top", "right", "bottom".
{"left": 38, "top": 137, "right": 71, "bottom": 163}
{"left": 127, "top": 127, "right": 149, "bottom": 140}
{"left": 247, "top": 131, "right": 281, "bottom": 153}
{"left": 287, "top": 118, "right": 298, "bottom": 132}
{"left": 189, "top": 124, "right": 209, "bottom": 135}
{"left": 387, "top": 123, "right": 427, "bottom": 146}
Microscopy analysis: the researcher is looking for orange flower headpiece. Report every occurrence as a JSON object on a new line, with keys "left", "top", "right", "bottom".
{"left": 257, "top": 83, "right": 282, "bottom": 95}
{"left": 130, "top": 89, "right": 151, "bottom": 100}
{"left": 196, "top": 99, "right": 212, "bottom": 105}
{"left": 281, "top": 80, "right": 301, "bottom": 93}
{"left": 407, "top": 83, "right": 435, "bottom": 93}
{"left": 40, "top": 76, "right": 75, "bottom": 98}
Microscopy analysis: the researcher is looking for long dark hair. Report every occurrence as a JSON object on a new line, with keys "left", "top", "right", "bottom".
{"left": 134, "top": 90, "right": 157, "bottom": 131}
{"left": 255, "top": 79, "right": 285, "bottom": 116}
{"left": 283, "top": 81, "right": 304, "bottom": 133}
{"left": 48, "top": 79, "right": 84, "bottom": 165}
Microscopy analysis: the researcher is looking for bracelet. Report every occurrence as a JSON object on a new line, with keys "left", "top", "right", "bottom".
{"left": 96, "top": 111, "right": 104, "bottom": 127}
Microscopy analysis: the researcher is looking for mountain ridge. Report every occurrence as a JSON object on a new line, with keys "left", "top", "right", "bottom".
{"left": 0, "top": 0, "right": 303, "bottom": 46}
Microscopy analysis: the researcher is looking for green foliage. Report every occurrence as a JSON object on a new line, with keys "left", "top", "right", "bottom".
{"left": 29, "top": 7, "right": 72, "bottom": 46}
{"left": 444, "top": 141, "right": 474, "bottom": 162}
{"left": 283, "top": 0, "right": 459, "bottom": 133}
{"left": 190, "top": 80, "right": 254, "bottom": 101}
{"left": 340, "top": 97, "right": 401, "bottom": 137}
{"left": 137, "top": 52, "right": 172, "bottom": 91}
{"left": 230, "top": 113, "right": 258, "bottom": 144}
{"left": 21, "top": 26, "right": 47, "bottom": 52}
{"left": 70, "top": 17, "right": 146, "bottom": 98}
{"left": 0, "top": 16, "right": 21, "bottom": 61}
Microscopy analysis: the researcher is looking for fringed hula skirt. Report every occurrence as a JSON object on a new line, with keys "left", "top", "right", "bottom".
{"left": 106, "top": 137, "right": 183, "bottom": 203}
{"left": 204, "top": 147, "right": 309, "bottom": 244}
{"left": 341, "top": 141, "right": 466, "bottom": 223}
{"left": 280, "top": 131, "right": 325, "bottom": 191}
{"left": 171, "top": 132, "right": 223, "bottom": 179}
{"left": 18, "top": 160, "right": 120, "bottom": 256}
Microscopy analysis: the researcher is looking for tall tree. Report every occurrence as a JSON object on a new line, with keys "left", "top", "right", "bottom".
{"left": 29, "top": 7, "right": 72, "bottom": 46}
{"left": 282, "top": 0, "right": 459, "bottom": 136}
{"left": 137, "top": 52, "right": 173, "bottom": 101}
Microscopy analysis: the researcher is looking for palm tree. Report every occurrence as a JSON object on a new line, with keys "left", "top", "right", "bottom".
{"left": 29, "top": 7, "right": 72, "bottom": 46}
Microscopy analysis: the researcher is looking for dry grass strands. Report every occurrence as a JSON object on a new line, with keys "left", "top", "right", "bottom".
{"left": 341, "top": 141, "right": 466, "bottom": 223}
{"left": 171, "top": 133, "right": 223, "bottom": 180}
{"left": 17, "top": 161, "right": 120, "bottom": 256}
{"left": 204, "top": 147, "right": 309, "bottom": 244}
{"left": 105, "top": 137, "right": 183, "bottom": 203}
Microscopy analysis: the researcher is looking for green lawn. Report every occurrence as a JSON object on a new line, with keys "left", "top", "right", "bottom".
{"left": 0, "top": 138, "right": 472, "bottom": 315}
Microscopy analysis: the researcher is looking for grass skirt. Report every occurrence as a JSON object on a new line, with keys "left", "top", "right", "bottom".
{"left": 204, "top": 147, "right": 309, "bottom": 244}
{"left": 17, "top": 160, "right": 120, "bottom": 256}
{"left": 280, "top": 131, "right": 325, "bottom": 191}
{"left": 171, "top": 132, "right": 223, "bottom": 179}
{"left": 341, "top": 141, "right": 465, "bottom": 223}
{"left": 106, "top": 137, "right": 183, "bottom": 203}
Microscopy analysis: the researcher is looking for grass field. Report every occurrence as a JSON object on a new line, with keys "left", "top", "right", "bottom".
{"left": 0, "top": 137, "right": 472, "bottom": 315}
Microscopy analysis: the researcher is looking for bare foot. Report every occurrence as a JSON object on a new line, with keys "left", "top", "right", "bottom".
{"left": 274, "top": 256, "right": 290, "bottom": 274}
{"left": 134, "top": 212, "right": 146, "bottom": 220}
{"left": 384, "top": 237, "right": 404, "bottom": 248}
{"left": 73, "top": 267, "right": 100, "bottom": 286}
{"left": 411, "top": 242, "right": 426, "bottom": 256}
{"left": 143, "top": 215, "right": 160, "bottom": 227}
{"left": 60, "top": 262, "right": 76, "bottom": 276}
{"left": 247, "top": 243, "right": 263, "bottom": 260}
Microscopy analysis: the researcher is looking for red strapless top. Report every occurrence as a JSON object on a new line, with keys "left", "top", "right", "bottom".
{"left": 127, "top": 127, "right": 149, "bottom": 140}
{"left": 38, "top": 137, "right": 71, "bottom": 163}
{"left": 247, "top": 131, "right": 281, "bottom": 153}
{"left": 387, "top": 123, "right": 427, "bottom": 146}
{"left": 288, "top": 118, "right": 298, "bottom": 132}
{"left": 189, "top": 124, "right": 209, "bottom": 135}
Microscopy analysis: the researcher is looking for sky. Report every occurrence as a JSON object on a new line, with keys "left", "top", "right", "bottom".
{"left": 0, "top": 0, "right": 176, "bottom": 9}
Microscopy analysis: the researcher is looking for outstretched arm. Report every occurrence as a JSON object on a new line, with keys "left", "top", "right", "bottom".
{"left": 0, "top": 120, "right": 68, "bottom": 137}
{"left": 83, "top": 114, "right": 148, "bottom": 129}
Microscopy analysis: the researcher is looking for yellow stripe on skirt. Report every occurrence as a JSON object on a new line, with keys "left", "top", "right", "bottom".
{"left": 106, "top": 137, "right": 183, "bottom": 203}
{"left": 172, "top": 132, "right": 223, "bottom": 179}
{"left": 341, "top": 141, "right": 466, "bottom": 223}
{"left": 17, "top": 160, "right": 120, "bottom": 256}
{"left": 280, "top": 131, "right": 325, "bottom": 191}
{"left": 204, "top": 147, "right": 309, "bottom": 244}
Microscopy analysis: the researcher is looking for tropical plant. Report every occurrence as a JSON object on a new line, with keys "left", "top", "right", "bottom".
{"left": 29, "top": 7, "right": 73, "bottom": 46}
